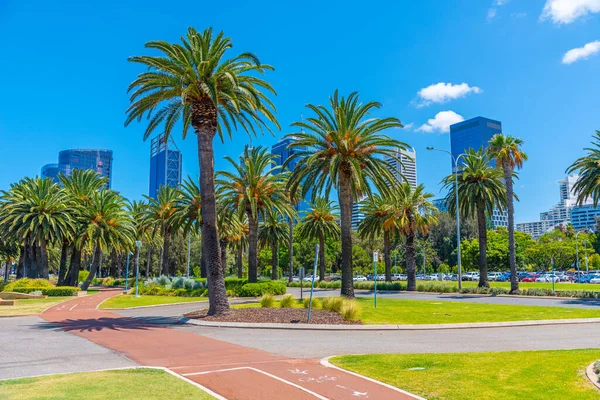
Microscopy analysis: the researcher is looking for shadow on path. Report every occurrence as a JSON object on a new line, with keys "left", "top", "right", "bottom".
{"left": 32, "top": 316, "right": 182, "bottom": 333}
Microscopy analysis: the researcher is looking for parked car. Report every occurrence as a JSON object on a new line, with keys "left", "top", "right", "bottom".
{"left": 391, "top": 273, "right": 406, "bottom": 281}
{"left": 535, "top": 274, "right": 560, "bottom": 283}
{"left": 376, "top": 274, "right": 386, "bottom": 281}
{"left": 496, "top": 272, "right": 511, "bottom": 282}
{"left": 589, "top": 274, "right": 600, "bottom": 284}
{"left": 353, "top": 275, "right": 367, "bottom": 282}
{"left": 463, "top": 272, "right": 480, "bottom": 281}
{"left": 488, "top": 272, "right": 503, "bottom": 281}
{"left": 521, "top": 273, "right": 539, "bottom": 282}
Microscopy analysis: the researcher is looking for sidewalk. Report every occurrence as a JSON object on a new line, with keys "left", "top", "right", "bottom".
{"left": 41, "top": 290, "right": 420, "bottom": 399}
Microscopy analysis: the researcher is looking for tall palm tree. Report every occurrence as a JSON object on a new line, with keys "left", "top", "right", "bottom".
{"left": 443, "top": 149, "right": 507, "bottom": 288}
{"left": 258, "top": 209, "right": 289, "bottom": 280}
{"left": 286, "top": 91, "right": 407, "bottom": 298}
{"left": 128, "top": 200, "right": 159, "bottom": 279}
{"left": 358, "top": 194, "right": 397, "bottom": 282}
{"left": 0, "top": 177, "right": 73, "bottom": 279}
{"left": 217, "top": 146, "right": 295, "bottom": 282}
{"left": 143, "top": 186, "right": 181, "bottom": 277}
{"left": 567, "top": 130, "right": 600, "bottom": 205}
{"left": 391, "top": 184, "right": 438, "bottom": 291}
{"left": 80, "top": 190, "right": 135, "bottom": 291}
{"left": 297, "top": 198, "right": 340, "bottom": 281}
{"left": 59, "top": 170, "right": 109, "bottom": 286}
{"left": 488, "top": 134, "right": 527, "bottom": 293}
{"left": 125, "top": 27, "right": 279, "bottom": 315}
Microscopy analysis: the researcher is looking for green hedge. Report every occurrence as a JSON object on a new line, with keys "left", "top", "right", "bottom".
{"left": 12, "top": 286, "right": 80, "bottom": 296}
{"left": 138, "top": 284, "right": 207, "bottom": 297}
{"left": 4, "top": 278, "right": 54, "bottom": 292}
{"left": 236, "top": 281, "right": 286, "bottom": 297}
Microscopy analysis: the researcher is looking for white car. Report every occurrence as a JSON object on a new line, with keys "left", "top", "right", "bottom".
{"left": 536, "top": 274, "right": 560, "bottom": 283}
{"left": 590, "top": 275, "right": 600, "bottom": 284}
{"left": 302, "top": 275, "right": 315, "bottom": 282}
{"left": 488, "top": 272, "right": 502, "bottom": 281}
{"left": 353, "top": 275, "right": 367, "bottom": 282}
{"left": 391, "top": 274, "right": 407, "bottom": 281}
{"left": 463, "top": 272, "right": 479, "bottom": 281}
{"left": 376, "top": 274, "right": 386, "bottom": 281}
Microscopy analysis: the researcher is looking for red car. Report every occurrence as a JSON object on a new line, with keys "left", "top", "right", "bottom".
{"left": 521, "top": 273, "right": 539, "bottom": 282}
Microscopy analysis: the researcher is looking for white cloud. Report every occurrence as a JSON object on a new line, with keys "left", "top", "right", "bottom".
{"left": 403, "top": 122, "right": 415, "bottom": 130}
{"left": 562, "top": 40, "right": 600, "bottom": 64}
{"left": 541, "top": 0, "right": 600, "bottom": 24}
{"left": 495, "top": 0, "right": 510, "bottom": 5}
{"left": 487, "top": 0, "right": 510, "bottom": 21}
{"left": 417, "top": 111, "right": 465, "bottom": 134}
{"left": 487, "top": 8, "right": 498, "bottom": 21}
{"left": 417, "top": 82, "right": 482, "bottom": 106}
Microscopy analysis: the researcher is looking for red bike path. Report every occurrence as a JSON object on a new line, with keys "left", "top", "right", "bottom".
{"left": 41, "top": 290, "right": 421, "bottom": 400}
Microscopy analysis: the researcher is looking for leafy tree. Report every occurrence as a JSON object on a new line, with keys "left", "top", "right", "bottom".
{"left": 287, "top": 91, "right": 407, "bottom": 298}
{"left": 297, "top": 198, "right": 340, "bottom": 281}
{"left": 567, "top": 130, "right": 600, "bottom": 206}
{"left": 443, "top": 149, "right": 507, "bottom": 288}
{"left": 126, "top": 27, "right": 278, "bottom": 315}
{"left": 217, "top": 146, "right": 295, "bottom": 282}
{"left": 488, "top": 133, "right": 527, "bottom": 293}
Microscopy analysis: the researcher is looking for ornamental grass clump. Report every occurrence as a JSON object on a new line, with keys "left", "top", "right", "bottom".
{"left": 322, "top": 296, "right": 344, "bottom": 313}
{"left": 279, "top": 294, "right": 296, "bottom": 308}
{"left": 303, "top": 297, "right": 322, "bottom": 310}
{"left": 259, "top": 293, "right": 275, "bottom": 308}
{"left": 340, "top": 299, "right": 362, "bottom": 321}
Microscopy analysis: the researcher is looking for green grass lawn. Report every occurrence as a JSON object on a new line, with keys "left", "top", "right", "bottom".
{"left": 357, "top": 297, "right": 600, "bottom": 324}
{"left": 99, "top": 294, "right": 207, "bottom": 309}
{"left": 0, "top": 368, "right": 214, "bottom": 400}
{"left": 0, "top": 297, "right": 73, "bottom": 317}
{"left": 331, "top": 349, "right": 600, "bottom": 400}
{"left": 422, "top": 280, "right": 599, "bottom": 292}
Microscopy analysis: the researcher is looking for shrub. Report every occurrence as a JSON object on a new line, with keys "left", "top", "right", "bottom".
{"left": 4, "top": 278, "right": 53, "bottom": 292}
{"left": 260, "top": 293, "right": 275, "bottom": 308}
{"left": 171, "top": 277, "right": 185, "bottom": 289}
{"left": 192, "top": 266, "right": 201, "bottom": 279}
{"left": 102, "top": 277, "right": 115, "bottom": 287}
{"left": 303, "top": 297, "right": 322, "bottom": 310}
{"left": 153, "top": 275, "right": 170, "bottom": 286}
{"left": 46, "top": 287, "right": 81, "bottom": 296}
{"left": 340, "top": 299, "right": 362, "bottom": 321}
{"left": 322, "top": 296, "right": 344, "bottom": 313}
{"left": 279, "top": 294, "right": 295, "bottom": 308}
{"left": 236, "top": 281, "right": 286, "bottom": 297}
{"left": 78, "top": 270, "right": 89, "bottom": 284}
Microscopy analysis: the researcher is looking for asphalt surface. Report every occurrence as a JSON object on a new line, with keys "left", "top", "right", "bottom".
{"left": 0, "top": 316, "right": 136, "bottom": 380}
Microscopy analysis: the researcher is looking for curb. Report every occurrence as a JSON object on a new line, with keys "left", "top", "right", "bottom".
{"left": 181, "top": 316, "right": 600, "bottom": 331}
{"left": 320, "top": 355, "right": 425, "bottom": 400}
{"left": 100, "top": 299, "right": 208, "bottom": 310}
{"left": 586, "top": 361, "right": 600, "bottom": 391}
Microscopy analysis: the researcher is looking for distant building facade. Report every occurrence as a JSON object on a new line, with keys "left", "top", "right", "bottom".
{"left": 271, "top": 136, "right": 310, "bottom": 214}
{"left": 432, "top": 198, "right": 449, "bottom": 213}
{"left": 41, "top": 149, "right": 113, "bottom": 188}
{"left": 352, "top": 199, "right": 366, "bottom": 231}
{"left": 449, "top": 116, "right": 507, "bottom": 228}
{"left": 571, "top": 204, "right": 600, "bottom": 230}
{"left": 149, "top": 134, "right": 182, "bottom": 199}
{"left": 385, "top": 147, "right": 417, "bottom": 188}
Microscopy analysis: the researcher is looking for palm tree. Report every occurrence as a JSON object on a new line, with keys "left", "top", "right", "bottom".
{"left": 358, "top": 194, "right": 397, "bottom": 282}
{"left": 125, "top": 27, "right": 279, "bottom": 315}
{"left": 391, "top": 184, "right": 438, "bottom": 291}
{"left": 488, "top": 134, "right": 527, "bottom": 293}
{"left": 443, "top": 149, "right": 507, "bottom": 288}
{"left": 258, "top": 209, "right": 289, "bottom": 280}
{"left": 568, "top": 131, "right": 600, "bottom": 205}
{"left": 59, "top": 170, "right": 109, "bottom": 286}
{"left": 143, "top": 186, "right": 181, "bottom": 277}
{"left": 297, "top": 198, "right": 340, "bottom": 281}
{"left": 286, "top": 91, "right": 407, "bottom": 298}
{"left": 217, "top": 146, "right": 295, "bottom": 282}
{"left": 128, "top": 200, "right": 159, "bottom": 279}
{"left": 0, "top": 177, "right": 73, "bottom": 279}
{"left": 80, "top": 190, "right": 134, "bottom": 291}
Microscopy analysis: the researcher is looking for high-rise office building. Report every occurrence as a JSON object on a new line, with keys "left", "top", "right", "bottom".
{"left": 149, "top": 133, "right": 182, "bottom": 199}
{"left": 385, "top": 147, "right": 417, "bottom": 188}
{"left": 41, "top": 149, "right": 113, "bottom": 188}
{"left": 41, "top": 163, "right": 60, "bottom": 183}
{"left": 450, "top": 116, "right": 507, "bottom": 228}
{"left": 571, "top": 204, "right": 600, "bottom": 230}
{"left": 271, "top": 136, "right": 310, "bottom": 214}
{"left": 432, "top": 198, "right": 449, "bottom": 213}
{"left": 351, "top": 199, "right": 366, "bottom": 231}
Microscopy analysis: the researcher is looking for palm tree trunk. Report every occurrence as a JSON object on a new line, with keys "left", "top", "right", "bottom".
{"left": 476, "top": 201, "right": 490, "bottom": 288}
{"left": 338, "top": 169, "right": 355, "bottom": 298}
{"left": 384, "top": 231, "right": 391, "bottom": 282}
{"left": 28, "top": 240, "right": 37, "bottom": 278}
{"left": 17, "top": 246, "right": 24, "bottom": 279}
{"left": 220, "top": 238, "right": 228, "bottom": 276}
{"left": 247, "top": 212, "right": 259, "bottom": 283}
{"left": 406, "top": 231, "right": 417, "bottom": 291}
{"left": 503, "top": 162, "right": 518, "bottom": 293}
{"left": 38, "top": 238, "right": 49, "bottom": 279}
{"left": 57, "top": 242, "right": 69, "bottom": 285}
{"left": 319, "top": 234, "right": 325, "bottom": 281}
{"left": 196, "top": 127, "right": 229, "bottom": 315}
{"left": 146, "top": 246, "right": 152, "bottom": 279}
{"left": 67, "top": 247, "right": 81, "bottom": 287}
{"left": 271, "top": 241, "right": 278, "bottom": 280}
{"left": 288, "top": 218, "right": 294, "bottom": 282}
{"left": 81, "top": 245, "right": 101, "bottom": 291}
{"left": 162, "top": 229, "right": 170, "bottom": 277}
{"left": 236, "top": 245, "right": 243, "bottom": 278}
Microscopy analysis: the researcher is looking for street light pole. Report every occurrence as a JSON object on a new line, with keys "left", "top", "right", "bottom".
{"left": 186, "top": 232, "right": 191, "bottom": 279}
{"left": 125, "top": 251, "right": 132, "bottom": 291}
{"left": 427, "top": 147, "right": 467, "bottom": 290}
{"left": 134, "top": 240, "right": 142, "bottom": 298}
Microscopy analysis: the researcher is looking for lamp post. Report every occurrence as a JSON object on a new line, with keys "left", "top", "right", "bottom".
{"left": 186, "top": 232, "right": 191, "bottom": 279}
{"left": 125, "top": 251, "right": 132, "bottom": 291}
{"left": 574, "top": 230, "right": 592, "bottom": 278}
{"left": 134, "top": 240, "right": 142, "bottom": 298}
{"left": 426, "top": 147, "right": 469, "bottom": 289}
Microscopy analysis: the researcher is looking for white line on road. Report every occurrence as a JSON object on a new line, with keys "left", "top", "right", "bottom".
{"left": 69, "top": 304, "right": 78, "bottom": 311}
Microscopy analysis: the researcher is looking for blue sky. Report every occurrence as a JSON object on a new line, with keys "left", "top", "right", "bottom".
{"left": 0, "top": 0, "right": 599, "bottom": 223}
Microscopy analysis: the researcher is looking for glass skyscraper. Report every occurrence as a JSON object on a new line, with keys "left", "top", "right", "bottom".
{"left": 271, "top": 136, "right": 309, "bottom": 215}
{"left": 41, "top": 149, "right": 113, "bottom": 188}
{"left": 149, "top": 133, "right": 182, "bottom": 199}
{"left": 450, "top": 116, "right": 507, "bottom": 228}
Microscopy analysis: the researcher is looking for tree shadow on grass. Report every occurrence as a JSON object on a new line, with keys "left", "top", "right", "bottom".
{"left": 33, "top": 316, "right": 182, "bottom": 333}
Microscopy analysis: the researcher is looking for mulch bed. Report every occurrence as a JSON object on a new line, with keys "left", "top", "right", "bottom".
{"left": 184, "top": 307, "right": 362, "bottom": 325}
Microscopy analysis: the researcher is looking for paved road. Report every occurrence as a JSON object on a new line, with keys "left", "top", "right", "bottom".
{"left": 287, "top": 287, "right": 600, "bottom": 309}
{"left": 0, "top": 316, "right": 135, "bottom": 380}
